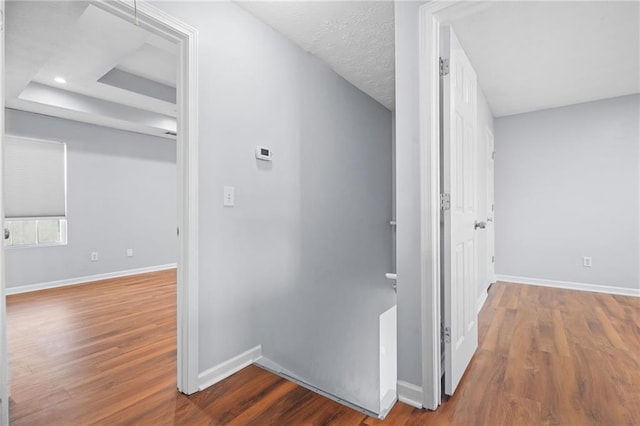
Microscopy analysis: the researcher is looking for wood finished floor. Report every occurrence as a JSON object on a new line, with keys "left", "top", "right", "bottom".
{"left": 7, "top": 271, "right": 640, "bottom": 425}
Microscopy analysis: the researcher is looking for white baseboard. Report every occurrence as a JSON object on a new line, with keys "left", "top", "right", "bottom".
{"left": 397, "top": 380, "right": 423, "bottom": 409}
{"left": 496, "top": 274, "right": 640, "bottom": 298}
{"left": 6, "top": 263, "right": 177, "bottom": 295}
{"left": 198, "top": 345, "right": 262, "bottom": 391}
{"left": 477, "top": 290, "right": 489, "bottom": 313}
{"left": 379, "top": 390, "right": 398, "bottom": 420}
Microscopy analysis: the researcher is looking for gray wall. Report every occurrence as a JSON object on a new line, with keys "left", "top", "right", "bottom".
{"left": 261, "top": 55, "right": 394, "bottom": 413}
{"left": 495, "top": 95, "right": 640, "bottom": 290}
{"left": 154, "top": 1, "right": 394, "bottom": 414}
{"left": 394, "top": 0, "right": 426, "bottom": 392}
{"left": 4, "top": 109, "right": 177, "bottom": 289}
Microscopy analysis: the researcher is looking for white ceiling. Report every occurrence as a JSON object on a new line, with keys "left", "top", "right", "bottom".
{"left": 6, "top": 1, "right": 638, "bottom": 130}
{"left": 239, "top": 1, "right": 638, "bottom": 117}
{"left": 452, "top": 1, "right": 640, "bottom": 117}
{"left": 117, "top": 41, "right": 177, "bottom": 88}
{"left": 237, "top": 1, "right": 395, "bottom": 110}
{"left": 6, "top": 2, "right": 177, "bottom": 138}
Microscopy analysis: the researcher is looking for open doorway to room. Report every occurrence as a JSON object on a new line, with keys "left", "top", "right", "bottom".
{"left": 1, "top": 1, "right": 198, "bottom": 422}
{"left": 4, "top": 2, "right": 179, "bottom": 291}
{"left": 416, "top": 0, "right": 639, "bottom": 413}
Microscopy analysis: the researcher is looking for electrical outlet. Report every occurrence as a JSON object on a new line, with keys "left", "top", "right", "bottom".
{"left": 126, "top": 248, "right": 134, "bottom": 257}
{"left": 91, "top": 252, "right": 99, "bottom": 262}
{"left": 583, "top": 257, "right": 592, "bottom": 268}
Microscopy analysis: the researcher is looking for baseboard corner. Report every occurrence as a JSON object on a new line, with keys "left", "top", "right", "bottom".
{"left": 198, "top": 345, "right": 262, "bottom": 391}
{"left": 397, "top": 380, "right": 423, "bottom": 409}
{"left": 378, "top": 391, "right": 398, "bottom": 419}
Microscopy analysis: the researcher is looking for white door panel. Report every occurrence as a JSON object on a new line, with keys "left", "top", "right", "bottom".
{"left": 442, "top": 27, "right": 479, "bottom": 396}
{"left": 486, "top": 129, "right": 495, "bottom": 284}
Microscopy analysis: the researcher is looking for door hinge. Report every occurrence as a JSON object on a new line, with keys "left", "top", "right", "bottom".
{"left": 492, "top": 255, "right": 495, "bottom": 263}
{"left": 177, "top": 227, "right": 180, "bottom": 237}
{"left": 492, "top": 151, "right": 496, "bottom": 160}
{"left": 439, "top": 57, "right": 449, "bottom": 77}
{"left": 443, "top": 326, "right": 451, "bottom": 344}
{"left": 440, "top": 193, "right": 451, "bottom": 210}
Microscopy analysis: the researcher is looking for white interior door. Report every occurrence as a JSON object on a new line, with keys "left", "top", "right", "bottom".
{"left": 0, "top": 0, "right": 8, "bottom": 423}
{"left": 442, "top": 27, "right": 479, "bottom": 396}
{"left": 486, "top": 129, "right": 495, "bottom": 284}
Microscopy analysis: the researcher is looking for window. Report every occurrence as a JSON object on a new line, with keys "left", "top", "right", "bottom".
{"left": 5, "top": 218, "right": 68, "bottom": 247}
{"left": 4, "top": 135, "right": 68, "bottom": 248}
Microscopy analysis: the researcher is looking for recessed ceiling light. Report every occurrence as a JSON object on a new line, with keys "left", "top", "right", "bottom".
{"left": 54, "top": 77, "right": 67, "bottom": 84}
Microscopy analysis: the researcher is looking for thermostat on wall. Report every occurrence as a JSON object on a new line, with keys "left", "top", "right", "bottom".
{"left": 255, "top": 146, "right": 273, "bottom": 161}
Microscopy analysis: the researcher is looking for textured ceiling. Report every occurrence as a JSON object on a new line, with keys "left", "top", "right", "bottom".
{"left": 239, "top": 1, "right": 638, "bottom": 117}
{"left": 452, "top": 1, "right": 640, "bottom": 117}
{"left": 237, "top": 1, "right": 395, "bottom": 110}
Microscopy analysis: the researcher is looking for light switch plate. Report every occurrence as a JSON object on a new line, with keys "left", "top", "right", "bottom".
{"left": 224, "top": 186, "right": 235, "bottom": 207}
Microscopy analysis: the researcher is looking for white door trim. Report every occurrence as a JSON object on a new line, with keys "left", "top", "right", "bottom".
{"left": 1, "top": 1, "right": 8, "bottom": 422}
{"left": 92, "top": 0, "right": 200, "bottom": 394}
{"left": 417, "top": 1, "right": 496, "bottom": 410}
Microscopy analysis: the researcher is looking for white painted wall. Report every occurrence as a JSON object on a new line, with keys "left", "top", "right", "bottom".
{"left": 4, "top": 109, "right": 177, "bottom": 290}
{"left": 153, "top": 1, "right": 394, "bottom": 414}
{"left": 495, "top": 94, "right": 640, "bottom": 292}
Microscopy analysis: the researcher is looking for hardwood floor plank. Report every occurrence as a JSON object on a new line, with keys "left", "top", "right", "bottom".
{"left": 492, "top": 393, "right": 542, "bottom": 426}
{"left": 551, "top": 309, "right": 571, "bottom": 357}
{"left": 244, "top": 385, "right": 318, "bottom": 426}
{"left": 225, "top": 379, "right": 299, "bottom": 425}
{"left": 497, "top": 283, "right": 520, "bottom": 309}
{"left": 593, "top": 306, "right": 628, "bottom": 350}
{"left": 479, "top": 306, "right": 505, "bottom": 351}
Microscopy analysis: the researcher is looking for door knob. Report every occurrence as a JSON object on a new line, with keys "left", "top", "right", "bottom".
{"left": 487, "top": 218, "right": 493, "bottom": 223}
{"left": 4, "top": 228, "right": 10, "bottom": 240}
{"left": 474, "top": 221, "right": 486, "bottom": 230}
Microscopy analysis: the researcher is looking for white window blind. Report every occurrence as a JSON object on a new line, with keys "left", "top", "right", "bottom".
{"left": 4, "top": 136, "right": 67, "bottom": 218}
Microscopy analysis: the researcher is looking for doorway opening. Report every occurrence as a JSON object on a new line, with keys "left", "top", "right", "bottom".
{"left": 418, "top": 1, "right": 497, "bottom": 409}
{"left": 0, "top": 0, "right": 198, "bottom": 421}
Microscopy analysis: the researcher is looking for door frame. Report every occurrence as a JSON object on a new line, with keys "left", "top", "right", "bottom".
{"left": 92, "top": 0, "right": 200, "bottom": 395}
{"left": 1, "top": 1, "right": 7, "bottom": 422}
{"left": 0, "top": 0, "right": 200, "bottom": 398}
{"left": 417, "top": 1, "right": 495, "bottom": 410}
